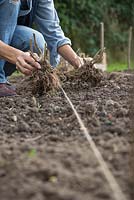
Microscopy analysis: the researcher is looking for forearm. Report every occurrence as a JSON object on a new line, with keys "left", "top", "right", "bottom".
{"left": 58, "top": 44, "right": 83, "bottom": 68}
{"left": 0, "top": 40, "right": 22, "bottom": 64}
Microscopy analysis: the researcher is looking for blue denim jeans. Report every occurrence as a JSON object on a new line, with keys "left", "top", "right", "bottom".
{"left": 4, "top": 25, "right": 45, "bottom": 77}
{"left": 0, "top": 0, "right": 45, "bottom": 83}
{"left": 0, "top": 0, "right": 71, "bottom": 83}
{"left": 0, "top": 0, "right": 20, "bottom": 83}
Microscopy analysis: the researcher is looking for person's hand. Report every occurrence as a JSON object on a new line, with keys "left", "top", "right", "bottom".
{"left": 78, "top": 56, "right": 100, "bottom": 69}
{"left": 16, "top": 52, "right": 41, "bottom": 75}
{"left": 75, "top": 56, "right": 93, "bottom": 69}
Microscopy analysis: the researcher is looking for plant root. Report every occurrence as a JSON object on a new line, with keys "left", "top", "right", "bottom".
{"left": 31, "top": 60, "right": 59, "bottom": 96}
{"left": 17, "top": 34, "right": 60, "bottom": 97}
{"left": 59, "top": 49, "right": 105, "bottom": 87}
{"left": 65, "top": 62, "right": 103, "bottom": 87}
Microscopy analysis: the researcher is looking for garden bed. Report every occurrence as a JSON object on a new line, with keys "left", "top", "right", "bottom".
{"left": 0, "top": 70, "right": 132, "bottom": 200}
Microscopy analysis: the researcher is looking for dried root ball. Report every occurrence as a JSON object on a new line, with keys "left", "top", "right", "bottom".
{"left": 17, "top": 34, "right": 60, "bottom": 96}
{"left": 31, "top": 60, "right": 60, "bottom": 96}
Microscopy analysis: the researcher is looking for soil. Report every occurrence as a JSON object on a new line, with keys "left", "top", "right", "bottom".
{"left": 0, "top": 69, "right": 133, "bottom": 200}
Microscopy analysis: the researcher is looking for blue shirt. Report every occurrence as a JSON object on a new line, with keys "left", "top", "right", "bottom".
{"left": 19, "top": 0, "right": 71, "bottom": 66}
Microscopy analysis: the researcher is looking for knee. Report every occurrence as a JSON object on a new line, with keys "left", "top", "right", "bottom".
{"left": 11, "top": 26, "right": 46, "bottom": 53}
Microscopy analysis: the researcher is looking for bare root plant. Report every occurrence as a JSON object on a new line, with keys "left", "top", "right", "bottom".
{"left": 29, "top": 34, "right": 59, "bottom": 96}
{"left": 61, "top": 48, "right": 105, "bottom": 87}
{"left": 17, "top": 39, "right": 105, "bottom": 96}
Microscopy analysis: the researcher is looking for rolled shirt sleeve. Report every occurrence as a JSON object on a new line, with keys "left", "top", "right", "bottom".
{"left": 34, "top": 0, "right": 71, "bottom": 67}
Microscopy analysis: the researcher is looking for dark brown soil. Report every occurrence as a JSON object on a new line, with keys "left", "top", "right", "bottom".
{"left": 0, "top": 70, "right": 133, "bottom": 200}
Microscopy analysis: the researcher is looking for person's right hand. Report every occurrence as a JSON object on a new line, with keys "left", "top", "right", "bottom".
{"left": 16, "top": 52, "right": 41, "bottom": 75}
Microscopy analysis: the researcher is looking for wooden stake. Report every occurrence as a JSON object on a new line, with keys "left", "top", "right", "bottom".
{"left": 100, "top": 22, "right": 104, "bottom": 50}
{"left": 99, "top": 22, "right": 107, "bottom": 71}
{"left": 127, "top": 27, "right": 133, "bottom": 70}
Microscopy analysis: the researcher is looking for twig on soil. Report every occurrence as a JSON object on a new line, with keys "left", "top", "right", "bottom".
{"left": 23, "top": 134, "right": 46, "bottom": 142}
{"left": 32, "top": 96, "right": 41, "bottom": 110}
